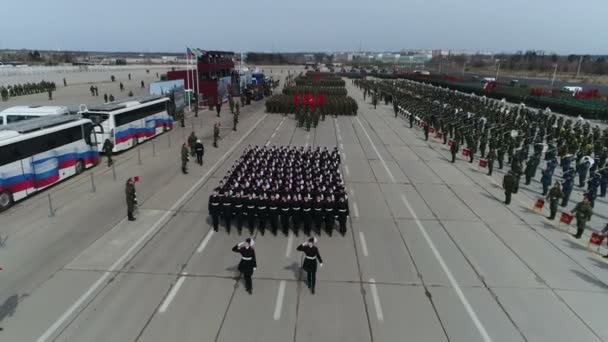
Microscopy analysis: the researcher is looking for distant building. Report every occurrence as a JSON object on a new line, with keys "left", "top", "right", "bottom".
{"left": 432, "top": 50, "right": 449, "bottom": 57}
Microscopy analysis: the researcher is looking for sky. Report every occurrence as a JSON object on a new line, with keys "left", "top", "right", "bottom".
{"left": 1, "top": 0, "right": 607, "bottom": 54}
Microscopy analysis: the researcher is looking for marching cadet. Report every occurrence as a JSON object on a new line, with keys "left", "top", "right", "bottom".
{"left": 297, "top": 237, "right": 323, "bottom": 294}
{"left": 324, "top": 196, "right": 335, "bottom": 235}
{"left": 292, "top": 194, "right": 302, "bottom": 233}
{"left": 213, "top": 122, "right": 220, "bottom": 148}
{"left": 194, "top": 139, "right": 205, "bottom": 165}
{"left": 313, "top": 195, "right": 325, "bottom": 233}
{"left": 486, "top": 148, "right": 496, "bottom": 176}
{"left": 208, "top": 190, "right": 221, "bottom": 231}
{"left": 409, "top": 112, "right": 415, "bottom": 128}
{"left": 125, "top": 177, "right": 137, "bottom": 221}
{"left": 450, "top": 139, "right": 459, "bottom": 163}
{"left": 280, "top": 194, "right": 291, "bottom": 234}
{"left": 545, "top": 181, "right": 562, "bottom": 220}
{"left": 243, "top": 193, "right": 256, "bottom": 233}
{"left": 233, "top": 192, "right": 244, "bottom": 232}
{"left": 302, "top": 195, "right": 313, "bottom": 234}
{"left": 423, "top": 122, "right": 430, "bottom": 141}
{"left": 232, "top": 238, "right": 257, "bottom": 294}
{"left": 571, "top": 197, "right": 593, "bottom": 239}
{"left": 187, "top": 132, "right": 197, "bottom": 156}
{"left": 336, "top": 196, "right": 349, "bottom": 235}
{"left": 102, "top": 138, "right": 114, "bottom": 166}
{"left": 269, "top": 193, "right": 280, "bottom": 234}
{"left": 181, "top": 143, "right": 189, "bottom": 174}
{"left": 502, "top": 170, "right": 516, "bottom": 205}
{"left": 222, "top": 191, "right": 233, "bottom": 232}
{"left": 257, "top": 193, "right": 269, "bottom": 234}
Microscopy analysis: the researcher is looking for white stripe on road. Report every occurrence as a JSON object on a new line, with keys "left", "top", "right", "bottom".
{"left": 196, "top": 230, "right": 214, "bottom": 253}
{"left": 158, "top": 273, "right": 188, "bottom": 313}
{"left": 344, "top": 165, "right": 350, "bottom": 176}
{"left": 339, "top": 143, "right": 344, "bottom": 150}
{"left": 356, "top": 118, "right": 395, "bottom": 183}
{"left": 337, "top": 134, "right": 342, "bottom": 142}
{"left": 36, "top": 114, "right": 269, "bottom": 342}
{"left": 352, "top": 202, "right": 359, "bottom": 218}
{"left": 369, "top": 278, "right": 384, "bottom": 322}
{"left": 359, "top": 232, "right": 369, "bottom": 257}
{"left": 399, "top": 193, "right": 493, "bottom": 342}
{"left": 285, "top": 233, "right": 294, "bottom": 258}
{"left": 271, "top": 132, "right": 276, "bottom": 139}
{"left": 273, "top": 280, "right": 286, "bottom": 320}
{"left": 359, "top": 114, "right": 492, "bottom": 342}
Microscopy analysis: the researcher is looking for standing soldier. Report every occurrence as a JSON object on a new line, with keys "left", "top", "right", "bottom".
{"left": 102, "top": 138, "right": 114, "bottom": 166}
{"left": 140, "top": 80, "right": 145, "bottom": 89}
{"left": 125, "top": 178, "right": 137, "bottom": 221}
{"left": 90, "top": 85, "right": 95, "bottom": 96}
{"left": 409, "top": 113, "right": 415, "bottom": 128}
{"left": 187, "top": 132, "right": 197, "bottom": 156}
{"left": 561, "top": 169, "right": 575, "bottom": 207}
{"left": 128, "top": 73, "right": 131, "bottom": 80}
{"left": 503, "top": 171, "right": 516, "bottom": 205}
{"left": 208, "top": 190, "right": 221, "bottom": 231}
{"left": 423, "top": 122, "right": 430, "bottom": 141}
{"left": 297, "top": 237, "right": 323, "bottom": 294}
{"left": 497, "top": 145, "right": 505, "bottom": 169}
{"left": 95, "top": 87, "right": 99, "bottom": 96}
{"left": 393, "top": 101, "right": 399, "bottom": 118}
{"left": 48, "top": 88, "right": 53, "bottom": 100}
{"left": 63, "top": 78, "right": 67, "bottom": 87}
{"left": 546, "top": 181, "right": 562, "bottom": 220}
{"left": 571, "top": 197, "right": 593, "bottom": 239}
{"left": 233, "top": 111, "right": 239, "bottom": 131}
{"left": 120, "top": 82, "right": 124, "bottom": 92}
{"left": 109, "top": 94, "right": 115, "bottom": 102}
{"left": 181, "top": 143, "right": 189, "bottom": 174}
{"left": 104, "top": 93, "right": 108, "bottom": 103}
{"left": 486, "top": 148, "right": 496, "bottom": 176}
{"left": 213, "top": 123, "right": 220, "bottom": 148}
{"left": 216, "top": 101, "right": 222, "bottom": 117}
{"left": 450, "top": 139, "right": 459, "bottom": 163}
{"left": 232, "top": 238, "right": 257, "bottom": 294}
{"left": 540, "top": 168, "right": 552, "bottom": 196}
{"left": 194, "top": 139, "right": 204, "bottom": 165}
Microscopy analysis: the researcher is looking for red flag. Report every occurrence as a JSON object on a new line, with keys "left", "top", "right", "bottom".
{"left": 294, "top": 92, "right": 299, "bottom": 107}
{"left": 534, "top": 198, "right": 544, "bottom": 209}
{"left": 560, "top": 212, "right": 573, "bottom": 225}
{"left": 590, "top": 232, "right": 606, "bottom": 246}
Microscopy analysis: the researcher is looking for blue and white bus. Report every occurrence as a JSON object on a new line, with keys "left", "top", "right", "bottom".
{"left": 79, "top": 95, "right": 173, "bottom": 153}
{"left": 0, "top": 115, "right": 100, "bottom": 211}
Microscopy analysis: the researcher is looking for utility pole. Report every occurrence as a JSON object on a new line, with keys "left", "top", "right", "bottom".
{"left": 495, "top": 60, "right": 501, "bottom": 81}
{"left": 462, "top": 61, "right": 467, "bottom": 76}
{"left": 551, "top": 63, "right": 558, "bottom": 87}
{"left": 576, "top": 55, "right": 583, "bottom": 79}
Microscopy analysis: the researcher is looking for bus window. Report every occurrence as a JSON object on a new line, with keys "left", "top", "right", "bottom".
{"left": 7, "top": 115, "right": 29, "bottom": 123}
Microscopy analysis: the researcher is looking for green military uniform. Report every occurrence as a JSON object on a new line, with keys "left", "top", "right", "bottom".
{"left": 213, "top": 125, "right": 220, "bottom": 148}
{"left": 546, "top": 184, "right": 562, "bottom": 220}
{"left": 503, "top": 172, "right": 516, "bottom": 205}
{"left": 181, "top": 144, "right": 189, "bottom": 174}
{"left": 102, "top": 139, "right": 114, "bottom": 166}
{"left": 125, "top": 180, "right": 137, "bottom": 221}
{"left": 187, "top": 132, "right": 197, "bottom": 156}
{"left": 571, "top": 200, "right": 593, "bottom": 238}
{"left": 233, "top": 112, "right": 239, "bottom": 131}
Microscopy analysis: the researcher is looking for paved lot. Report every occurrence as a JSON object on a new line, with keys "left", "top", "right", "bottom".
{"left": 1, "top": 66, "right": 607, "bottom": 341}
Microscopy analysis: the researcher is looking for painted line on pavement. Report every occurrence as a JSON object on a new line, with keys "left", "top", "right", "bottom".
{"left": 353, "top": 202, "right": 359, "bottom": 218}
{"left": 285, "top": 233, "right": 294, "bottom": 258}
{"left": 339, "top": 143, "right": 344, "bottom": 150}
{"left": 337, "top": 134, "right": 342, "bottom": 142}
{"left": 369, "top": 278, "right": 384, "bottom": 322}
{"left": 273, "top": 280, "right": 286, "bottom": 320}
{"left": 356, "top": 117, "right": 395, "bottom": 183}
{"left": 344, "top": 165, "right": 350, "bottom": 176}
{"left": 36, "top": 114, "right": 269, "bottom": 342}
{"left": 196, "top": 230, "right": 215, "bottom": 253}
{"left": 350, "top": 188, "right": 355, "bottom": 196}
{"left": 359, "top": 114, "right": 491, "bottom": 341}
{"left": 359, "top": 232, "right": 369, "bottom": 257}
{"left": 158, "top": 273, "right": 188, "bottom": 313}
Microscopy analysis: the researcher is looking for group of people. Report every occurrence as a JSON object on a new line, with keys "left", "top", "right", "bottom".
{"left": 208, "top": 145, "right": 350, "bottom": 236}
{"left": 356, "top": 78, "right": 608, "bottom": 253}
{"left": 232, "top": 236, "right": 323, "bottom": 294}
{"left": 0, "top": 81, "right": 57, "bottom": 101}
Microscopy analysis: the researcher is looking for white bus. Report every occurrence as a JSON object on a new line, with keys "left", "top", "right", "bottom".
{"left": 0, "top": 105, "right": 70, "bottom": 125}
{"left": 0, "top": 115, "right": 100, "bottom": 211}
{"left": 79, "top": 95, "right": 173, "bottom": 153}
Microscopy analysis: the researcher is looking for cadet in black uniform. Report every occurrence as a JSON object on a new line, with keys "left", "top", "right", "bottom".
{"left": 302, "top": 196, "right": 313, "bottom": 235}
{"left": 324, "top": 196, "right": 335, "bottom": 235}
{"left": 208, "top": 190, "right": 221, "bottom": 231}
{"left": 268, "top": 193, "right": 279, "bottom": 234}
{"left": 232, "top": 238, "right": 257, "bottom": 294}
{"left": 257, "top": 193, "right": 268, "bottom": 234}
{"left": 221, "top": 191, "right": 232, "bottom": 232}
{"left": 280, "top": 194, "right": 291, "bottom": 235}
{"left": 336, "top": 196, "right": 349, "bottom": 234}
{"left": 291, "top": 194, "right": 302, "bottom": 233}
{"left": 233, "top": 192, "right": 244, "bottom": 232}
{"left": 313, "top": 195, "right": 324, "bottom": 234}
{"left": 297, "top": 237, "right": 323, "bottom": 294}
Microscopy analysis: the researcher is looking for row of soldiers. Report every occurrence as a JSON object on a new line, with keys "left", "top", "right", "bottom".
{"left": 356, "top": 78, "right": 606, "bottom": 241}
{"left": 208, "top": 145, "right": 350, "bottom": 235}
{"left": 1, "top": 81, "right": 57, "bottom": 101}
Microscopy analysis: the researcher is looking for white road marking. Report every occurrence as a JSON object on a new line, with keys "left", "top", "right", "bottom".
{"left": 337, "top": 134, "right": 342, "bottom": 141}
{"left": 339, "top": 143, "right": 344, "bottom": 150}
{"left": 271, "top": 132, "right": 276, "bottom": 139}
{"left": 344, "top": 165, "right": 350, "bottom": 176}
{"left": 36, "top": 114, "right": 269, "bottom": 342}
{"left": 353, "top": 202, "right": 359, "bottom": 217}
{"left": 359, "top": 114, "right": 492, "bottom": 342}
{"left": 196, "top": 230, "right": 214, "bottom": 253}
{"left": 359, "top": 232, "right": 369, "bottom": 257}
{"left": 350, "top": 188, "right": 355, "bottom": 196}
{"left": 400, "top": 193, "right": 493, "bottom": 342}
{"left": 356, "top": 117, "right": 395, "bottom": 183}
{"left": 273, "top": 280, "right": 286, "bottom": 320}
{"left": 158, "top": 273, "right": 188, "bottom": 313}
{"left": 369, "top": 278, "right": 384, "bottom": 322}
{"left": 285, "top": 233, "right": 294, "bottom": 257}
{"left": 305, "top": 133, "right": 311, "bottom": 147}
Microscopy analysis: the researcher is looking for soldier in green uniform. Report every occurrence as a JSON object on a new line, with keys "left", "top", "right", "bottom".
{"left": 181, "top": 143, "right": 190, "bottom": 174}
{"left": 502, "top": 170, "right": 517, "bottom": 205}
{"left": 102, "top": 138, "right": 114, "bottom": 166}
{"left": 305, "top": 111, "right": 312, "bottom": 131}
{"left": 233, "top": 111, "right": 239, "bottom": 131}
{"left": 546, "top": 181, "right": 562, "bottom": 220}
{"left": 571, "top": 197, "right": 593, "bottom": 239}
{"left": 486, "top": 148, "right": 496, "bottom": 175}
{"left": 312, "top": 109, "right": 320, "bottom": 128}
{"left": 213, "top": 122, "right": 220, "bottom": 148}
{"left": 175, "top": 110, "right": 185, "bottom": 128}
{"left": 187, "top": 132, "right": 197, "bottom": 156}
{"left": 125, "top": 178, "right": 137, "bottom": 221}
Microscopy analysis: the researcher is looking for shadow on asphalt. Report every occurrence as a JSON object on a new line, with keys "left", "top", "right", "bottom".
{"left": 571, "top": 269, "right": 608, "bottom": 290}
{"left": 0, "top": 294, "right": 28, "bottom": 324}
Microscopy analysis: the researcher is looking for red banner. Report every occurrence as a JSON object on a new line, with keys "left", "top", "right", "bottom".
{"left": 479, "top": 159, "right": 488, "bottom": 168}
{"left": 534, "top": 198, "right": 545, "bottom": 209}
{"left": 462, "top": 148, "right": 471, "bottom": 157}
{"left": 560, "top": 212, "right": 574, "bottom": 225}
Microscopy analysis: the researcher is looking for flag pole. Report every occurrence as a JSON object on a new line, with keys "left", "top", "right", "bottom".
{"left": 194, "top": 50, "right": 199, "bottom": 110}
{"left": 186, "top": 48, "right": 191, "bottom": 111}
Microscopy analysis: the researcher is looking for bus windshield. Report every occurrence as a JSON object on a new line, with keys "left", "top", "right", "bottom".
{"left": 80, "top": 112, "right": 110, "bottom": 124}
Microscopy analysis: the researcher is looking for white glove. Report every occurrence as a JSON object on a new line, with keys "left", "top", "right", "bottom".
{"left": 253, "top": 267, "right": 257, "bottom": 271}
{"left": 320, "top": 263, "right": 323, "bottom": 267}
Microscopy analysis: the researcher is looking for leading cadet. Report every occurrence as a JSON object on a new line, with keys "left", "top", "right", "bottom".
{"left": 297, "top": 237, "right": 323, "bottom": 294}
{"left": 232, "top": 238, "right": 257, "bottom": 294}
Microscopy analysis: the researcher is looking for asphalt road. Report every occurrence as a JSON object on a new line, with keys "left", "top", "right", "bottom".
{"left": 1, "top": 66, "right": 608, "bottom": 342}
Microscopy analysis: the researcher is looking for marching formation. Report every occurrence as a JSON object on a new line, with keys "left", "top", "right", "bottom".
{"left": 208, "top": 145, "right": 350, "bottom": 236}
{"left": 356, "top": 78, "right": 608, "bottom": 252}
